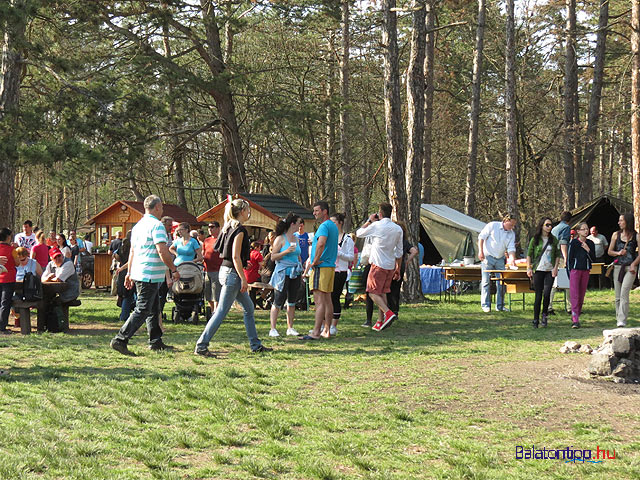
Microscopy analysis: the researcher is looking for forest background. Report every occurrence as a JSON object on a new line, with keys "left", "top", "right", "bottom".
{"left": 2, "top": 0, "right": 640, "bottom": 299}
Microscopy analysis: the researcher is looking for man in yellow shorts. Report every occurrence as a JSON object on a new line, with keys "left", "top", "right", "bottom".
{"left": 302, "top": 201, "right": 339, "bottom": 339}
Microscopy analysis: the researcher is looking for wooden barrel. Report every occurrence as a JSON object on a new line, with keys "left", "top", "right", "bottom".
{"left": 348, "top": 268, "right": 365, "bottom": 294}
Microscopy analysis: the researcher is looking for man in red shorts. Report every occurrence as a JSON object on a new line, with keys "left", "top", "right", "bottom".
{"left": 356, "top": 202, "right": 403, "bottom": 331}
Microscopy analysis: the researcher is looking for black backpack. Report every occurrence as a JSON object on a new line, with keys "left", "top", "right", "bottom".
{"left": 22, "top": 272, "right": 43, "bottom": 302}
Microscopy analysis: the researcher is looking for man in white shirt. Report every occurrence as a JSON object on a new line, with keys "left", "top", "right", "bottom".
{"left": 478, "top": 214, "right": 517, "bottom": 312}
{"left": 14, "top": 220, "right": 37, "bottom": 252}
{"left": 356, "top": 202, "right": 403, "bottom": 331}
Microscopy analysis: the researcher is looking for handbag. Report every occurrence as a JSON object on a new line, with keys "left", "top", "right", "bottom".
{"left": 22, "top": 272, "right": 43, "bottom": 302}
{"left": 605, "top": 263, "right": 615, "bottom": 278}
{"left": 110, "top": 270, "right": 118, "bottom": 296}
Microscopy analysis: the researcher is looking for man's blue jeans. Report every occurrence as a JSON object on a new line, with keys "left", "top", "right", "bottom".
{"left": 196, "top": 266, "right": 262, "bottom": 352}
{"left": 119, "top": 292, "right": 137, "bottom": 324}
{"left": 481, "top": 255, "right": 505, "bottom": 310}
{"left": 115, "top": 281, "right": 163, "bottom": 346}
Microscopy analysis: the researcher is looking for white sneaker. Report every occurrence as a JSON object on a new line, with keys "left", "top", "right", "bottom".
{"left": 286, "top": 328, "right": 299, "bottom": 336}
{"left": 617, "top": 323, "right": 626, "bottom": 328}
{"left": 268, "top": 329, "right": 280, "bottom": 337}
{"left": 482, "top": 306, "right": 491, "bottom": 313}
{"left": 329, "top": 326, "right": 337, "bottom": 336}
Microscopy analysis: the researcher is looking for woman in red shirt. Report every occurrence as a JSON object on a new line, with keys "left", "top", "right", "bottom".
{"left": 30, "top": 231, "right": 50, "bottom": 269}
{"left": 0, "top": 228, "right": 18, "bottom": 334}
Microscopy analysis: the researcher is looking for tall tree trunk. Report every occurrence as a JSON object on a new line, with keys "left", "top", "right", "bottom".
{"left": 505, "top": 0, "right": 519, "bottom": 221}
{"left": 404, "top": 0, "right": 427, "bottom": 302}
{"left": 598, "top": 129, "right": 605, "bottom": 195}
{"left": 632, "top": 0, "right": 640, "bottom": 224}
{"left": 326, "top": 31, "right": 337, "bottom": 208}
{"left": 581, "top": 0, "right": 607, "bottom": 204}
{"left": 361, "top": 112, "right": 372, "bottom": 221}
{"left": 200, "top": 0, "right": 245, "bottom": 193}
{"left": 465, "top": 0, "right": 486, "bottom": 217}
{"left": 607, "top": 128, "right": 615, "bottom": 194}
{"left": 339, "top": 0, "right": 353, "bottom": 231}
{"left": 0, "top": 0, "right": 26, "bottom": 230}
{"left": 563, "top": 0, "right": 578, "bottom": 209}
{"left": 382, "top": 0, "right": 408, "bottom": 222}
{"left": 162, "top": 2, "right": 188, "bottom": 209}
{"left": 421, "top": 1, "right": 436, "bottom": 203}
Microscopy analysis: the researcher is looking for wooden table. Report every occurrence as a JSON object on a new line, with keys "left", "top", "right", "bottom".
{"left": 441, "top": 265, "right": 482, "bottom": 302}
{"left": 486, "top": 263, "right": 605, "bottom": 311}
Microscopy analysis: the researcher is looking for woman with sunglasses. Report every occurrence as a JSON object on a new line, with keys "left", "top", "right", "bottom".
{"left": 567, "top": 223, "right": 595, "bottom": 329}
{"left": 526, "top": 218, "right": 559, "bottom": 328}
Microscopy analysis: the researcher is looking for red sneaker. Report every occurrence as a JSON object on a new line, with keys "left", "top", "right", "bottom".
{"left": 372, "top": 320, "right": 383, "bottom": 331}
{"left": 380, "top": 310, "right": 397, "bottom": 330}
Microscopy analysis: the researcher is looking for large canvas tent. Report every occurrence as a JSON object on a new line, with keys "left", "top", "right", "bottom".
{"left": 419, "top": 204, "right": 486, "bottom": 265}
{"left": 569, "top": 194, "right": 632, "bottom": 243}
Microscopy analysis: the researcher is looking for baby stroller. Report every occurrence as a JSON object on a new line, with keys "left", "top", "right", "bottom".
{"left": 171, "top": 261, "right": 207, "bottom": 324}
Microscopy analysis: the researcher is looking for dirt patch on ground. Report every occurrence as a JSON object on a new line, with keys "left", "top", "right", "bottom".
{"left": 450, "top": 355, "right": 640, "bottom": 441}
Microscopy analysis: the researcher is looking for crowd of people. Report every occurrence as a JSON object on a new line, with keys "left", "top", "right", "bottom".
{"left": 479, "top": 211, "right": 639, "bottom": 330}
{"left": 2, "top": 196, "right": 637, "bottom": 351}
{"left": 0, "top": 220, "right": 83, "bottom": 334}
{"left": 104, "top": 195, "right": 417, "bottom": 356}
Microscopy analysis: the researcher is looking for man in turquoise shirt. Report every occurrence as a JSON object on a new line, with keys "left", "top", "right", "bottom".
{"left": 302, "top": 201, "right": 338, "bottom": 339}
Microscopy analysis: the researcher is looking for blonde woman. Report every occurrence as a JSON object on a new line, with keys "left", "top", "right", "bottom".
{"left": 194, "top": 199, "right": 272, "bottom": 357}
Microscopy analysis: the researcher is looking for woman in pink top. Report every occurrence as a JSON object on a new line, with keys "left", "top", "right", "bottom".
{"left": 30, "top": 231, "right": 50, "bottom": 269}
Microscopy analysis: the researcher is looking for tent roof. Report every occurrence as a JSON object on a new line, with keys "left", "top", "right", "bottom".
{"left": 570, "top": 194, "right": 632, "bottom": 225}
{"left": 420, "top": 204, "right": 486, "bottom": 233}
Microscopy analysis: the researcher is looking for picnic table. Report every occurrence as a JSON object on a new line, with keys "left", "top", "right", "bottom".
{"left": 486, "top": 263, "right": 604, "bottom": 311}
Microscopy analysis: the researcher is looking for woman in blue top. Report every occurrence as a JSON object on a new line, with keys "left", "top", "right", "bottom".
{"left": 268, "top": 213, "right": 303, "bottom": 337}
{"left": 170, "top": 222, "right": 203, "bottom": 266}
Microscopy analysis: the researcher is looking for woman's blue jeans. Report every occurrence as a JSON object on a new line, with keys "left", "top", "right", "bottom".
{"left": 196, "top": 266, "right": 262, "bottom": 351}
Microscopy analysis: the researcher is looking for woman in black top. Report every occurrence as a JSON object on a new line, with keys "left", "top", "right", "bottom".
{"left": 567, "top": 223, "right": 595, "bottom": 329}
{"left": 608, "top": 213, "right": 640, "bottom": 327}
{"left": 194, "top": 198, "right": 271, "bottom": 356}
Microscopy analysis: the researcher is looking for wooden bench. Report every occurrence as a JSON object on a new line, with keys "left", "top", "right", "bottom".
{"left": 61, "top": 299, "right": 82, "bottom": 330}
{"left": 12, "top": 299, "right": 42, "bottom": 335}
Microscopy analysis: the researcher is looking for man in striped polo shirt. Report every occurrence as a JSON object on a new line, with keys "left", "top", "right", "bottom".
{"left": 110, "top": 195, "right": 180, "bottom": 354}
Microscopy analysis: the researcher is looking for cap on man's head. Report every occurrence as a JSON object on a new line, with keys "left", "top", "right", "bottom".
{"left": 49, "top": 247, "right": 63, "bottom": 259}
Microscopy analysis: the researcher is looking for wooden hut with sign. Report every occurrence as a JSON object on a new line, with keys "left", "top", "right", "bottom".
{"left": 197, "top": 194, "right": 315, "bottom": 241}
{"left": 85, "top": 200, "right": 202, "bottom": 288}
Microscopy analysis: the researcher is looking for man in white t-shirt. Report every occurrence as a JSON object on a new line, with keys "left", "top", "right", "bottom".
{"left": 14, "top": 220, "right": 37, "bottom": 252}
{"left": 83, "top": 234, "right": 94, "bottom": 254}
{"left": 588, "top": 226, "right": 609, "bottom": 288}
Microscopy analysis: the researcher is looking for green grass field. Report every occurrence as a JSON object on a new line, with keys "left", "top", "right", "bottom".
{"left": 0, "top": 289, "right": 639, "bottom": 479}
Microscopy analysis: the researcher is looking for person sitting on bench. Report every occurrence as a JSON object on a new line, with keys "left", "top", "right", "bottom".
{"left": 42, "top": 247, "right": 80, "bottom": 304}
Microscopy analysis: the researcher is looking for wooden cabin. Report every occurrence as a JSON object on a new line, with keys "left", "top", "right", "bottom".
{"left": 197, "top": 194, "right": 315, "bottom": 242}
{"left": 85, "top": 200, "right": 202, "bottom": 288}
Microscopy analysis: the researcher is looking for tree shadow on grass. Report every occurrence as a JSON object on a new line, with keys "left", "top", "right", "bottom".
{"left": 0, "top": 364, "right": 173, "bottom": 384}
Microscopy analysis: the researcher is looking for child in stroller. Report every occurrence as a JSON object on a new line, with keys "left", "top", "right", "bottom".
{"left": 171, "top": 261, "right": 208, "bottom": 323}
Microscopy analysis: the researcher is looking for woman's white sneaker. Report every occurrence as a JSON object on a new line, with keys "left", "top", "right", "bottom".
{"left": 268, "top": 329, "right": 280, "bottom": 337}
{"left": 286, "top": 328, "right": 299, "bottom": 336}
